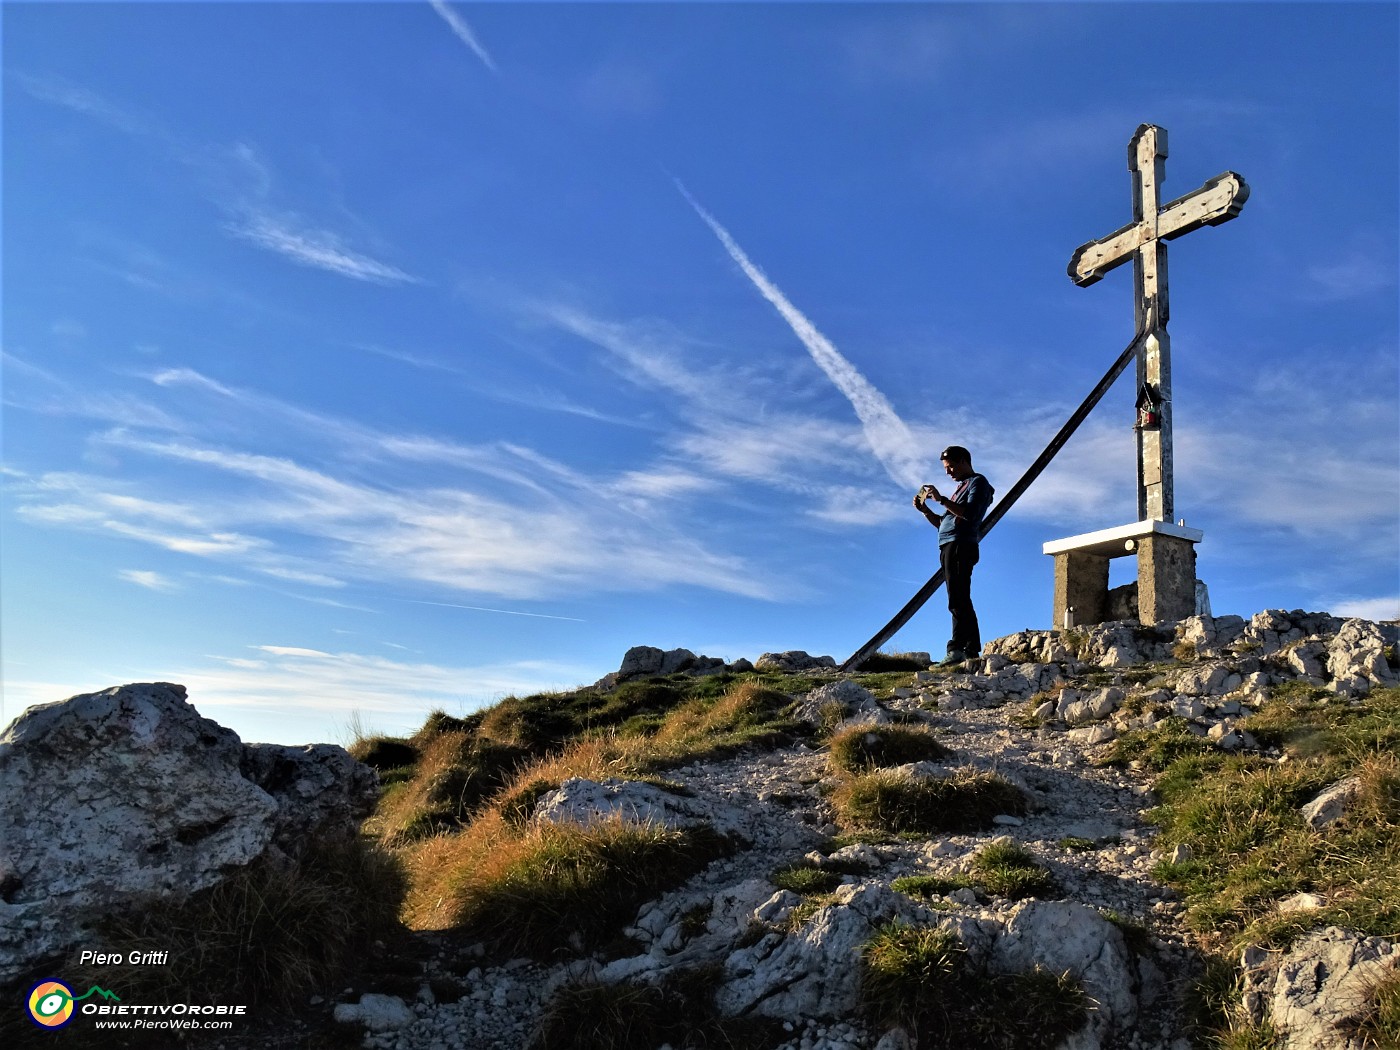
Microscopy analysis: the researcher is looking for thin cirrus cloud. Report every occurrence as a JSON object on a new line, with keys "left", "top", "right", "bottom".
{"left": 227, "top": 211, "right": 420, "bottom": 285}
{"left": 9, "top": 379, "right": 788, "bottom": 603}
{"left": 675, "top": 181, "right": 932, "bottom": 492}
{"left": 16, "top": 75, "right": 415, "bottom": 289}
{"left": 117, "top": 569, "right": 179, "bottom": 592}
{"left": 429, "top": 0, "right": 497, "bottom": 72}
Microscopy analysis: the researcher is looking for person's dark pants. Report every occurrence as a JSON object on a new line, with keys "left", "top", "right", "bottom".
{"left": 941, "top": 539, "right": 981, "bottom": 658}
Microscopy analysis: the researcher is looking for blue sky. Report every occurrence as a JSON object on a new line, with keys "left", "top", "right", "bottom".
{"left": 3, "top": 1, "right": 1397, "bottom": 746}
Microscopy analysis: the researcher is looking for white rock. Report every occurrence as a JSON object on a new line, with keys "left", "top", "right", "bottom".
{"left": 716, "top": 883, "right": 943, "bottom": 1019}
{"left": 0, "top": 682, "right": 374, "bottom": 985}
{"left": 989, "top": 900, "right": 1136, "bottom": 1046}
{"left": 1068, "top": 725, "right": 1116, "bottom": 745}
{"left": 1300, "top": 777, "right": 1365, "bottom": 829}
{"left": 1285, "top": 641, "right": 1329, "bottom": 681}
{"left": 334, "top": 994, "right": 416, "bottom": 1032}
{"left": 1278, "top": 892, "right": 1326, "bottom": 914}
{"left": 1266, "top": 926, "right": 1400, "bottom": 1050}
{"left": 791, "top": 680, "right": 888, "bottom": 726}
{"left": 533, "top": 776, "right": 751, "bottom": 838}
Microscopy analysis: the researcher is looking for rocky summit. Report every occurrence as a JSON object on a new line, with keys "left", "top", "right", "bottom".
{"left": 1, "top": 609, "right": 1397, "bottom": 1050}
{"left": 335, "top": 608, "right": 1397, "bottom": 1050}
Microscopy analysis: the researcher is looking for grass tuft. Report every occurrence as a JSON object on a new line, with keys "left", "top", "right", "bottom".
{"left": 832, "top": 767, "right": 1026, "bottom": 835}
{"left": 1353, "top": 966, "right": 1400, "bottom": 1049}
{"left": 1139, "top": 686, "right": 1400, "bottom": 947}
{"left": 1100, "top": 717, "right": 1216, "bottom": 771}
{"left": 970, "top": 840, "right": 1056, "bottom": 899}
{"left": 527, "top": 966, "right": 783, "bottom": 1050}
{"left": 404, "top": 814, "right": 730, "bottom": 958}
{"left": 857, "top": 651, "right": 929, "bottom": 672}
{"left": 861, "top": 922, "right": 1089, "bottom": 1049}
{"left": 891, "top": 874, "right": 972, "bottom": 898}
{"left": 770, "top": 863, "right": 843, "bottom": 895}
{"left": 828, "top": 724, "right": 951, "bottom": 774}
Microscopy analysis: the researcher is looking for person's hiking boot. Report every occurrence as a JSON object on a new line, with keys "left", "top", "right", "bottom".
{"left": 940, "top": 648, "right": 968, "bottom": 667}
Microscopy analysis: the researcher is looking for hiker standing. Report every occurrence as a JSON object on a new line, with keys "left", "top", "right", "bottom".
{"left": 913, "top": 445, "right": 994, "bottom": 665}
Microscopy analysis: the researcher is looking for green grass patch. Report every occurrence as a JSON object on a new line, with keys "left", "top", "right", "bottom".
{"left": 970, "top": 840, "right": 1056, "bottom": 899}
{"left": 848, "top": 671, "right": 918, "bottom": 699}
{"left": 892, "top": 844, "right": 1055, "bottom": 903}
{"left": 770, "top": 863, "right": 843, "bottom": 895}
{"left": 861, "top": 922, "right": 1089, "bottom": 1049}
{"left": 1058, "top": 836, "right": 1097, "bottom": 852}
{"left": 891, "top": 874, "right": 973, "bottom": 898}
{"left": 832, "top": 767, "right": 1026, "bottom": 835}
{"left": 828, "top": 724, "right": 952, "bottom": 774}
{"left": 1100, "top": 717, "right": 1216, "bottom": 771}
{"left": 1137, "top": 686, "right": 1400, "bottom": 947}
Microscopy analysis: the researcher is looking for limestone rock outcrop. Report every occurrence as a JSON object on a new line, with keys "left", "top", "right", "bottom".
{"left": 0, "top": 682, "right": 375, "bottom": 984}
{"left": 594, "top": 645, "right": 730, "bottom": 689}
{"left": 1242, "top": 926, "right": 1400, "bottom": 1050}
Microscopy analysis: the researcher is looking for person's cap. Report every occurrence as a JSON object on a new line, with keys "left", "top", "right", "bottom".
{"left": 940, "top": 445, "right": 970, "bottom": 462}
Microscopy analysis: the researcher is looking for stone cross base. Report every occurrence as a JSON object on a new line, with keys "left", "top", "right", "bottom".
{"left": 1043, "top": 520, "right": 1202, "bottom": 628}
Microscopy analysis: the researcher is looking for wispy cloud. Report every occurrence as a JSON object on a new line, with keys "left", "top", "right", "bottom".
{"left": 228, "top": 211, "right": 420, "bottom": 285}
{"left": 0, "top": 647, "right": 599, "bottom": 744}
{"left": 17, "top": 75, "right": 418, "bottom": 288}
{"left": 1327, "top": 596, "right": 1400, "bottom": 622}
{"left": 676, "top": 182, "right": 931, "bottom": 490}
{"left": 257, "top": 645, "right": 334, "bottom": 658}
{"left": 430, "top": 0, "right": 497, "bottom": 72}
{"left": 11, "top": 385, "right": 788, "bottom": 603}
{"left": 12, "top": 72, "right": 158, "bottom": 137}
{"left": 117, "top": 569, "right": 179, "bottom": 592}
{"left": 2, "top": 352, "right": 185, "bottom": 431}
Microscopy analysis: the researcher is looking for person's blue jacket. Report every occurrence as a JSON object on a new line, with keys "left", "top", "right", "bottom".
{"left": 937, "top": 472, "right": 994, "bottom": 546}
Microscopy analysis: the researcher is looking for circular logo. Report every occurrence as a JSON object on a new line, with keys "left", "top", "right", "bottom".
{"left": 27, "top": 980, "right": 76, "bottom": 1028}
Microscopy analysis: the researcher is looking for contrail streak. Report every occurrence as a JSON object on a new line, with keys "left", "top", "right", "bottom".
{"left": 676, "top": 182, "right": 930, "bottom": 491}
{"left": 430, "top": 0, "right": 497, "bottom": 72}
{"left": 396, "top": 599, "right": 586, "bottom": 622}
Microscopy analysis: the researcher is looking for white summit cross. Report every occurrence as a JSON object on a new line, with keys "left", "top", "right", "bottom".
{"left": 1044, "top": 124, "right": 1249, "bottom": 629}
{"left": 1069, "top": 123, "right": 1249, "bottom": 522}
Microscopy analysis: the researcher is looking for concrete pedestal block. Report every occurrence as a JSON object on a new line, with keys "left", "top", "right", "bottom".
{"left": 1044, "top": 520, "right": 1203, "bottom": 629}
{"left": 1053, "top": 551, "right": 1108, "bottom": 628}
{"left": 1137, "top": 533, "right": 1197, "bottom": 625}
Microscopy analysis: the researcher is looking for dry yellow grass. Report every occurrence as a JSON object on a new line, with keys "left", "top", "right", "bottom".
{"left": 366, "top": 728, "right": 472, "bottom": 840}
{"left": 402, "top": 811, "right": 726, "bottom": 955}
{"left": 651, "top": 679, "right": 790, "bottom": 747}
{"left": 390, "top": 678, "right": 798, "bottom": 935}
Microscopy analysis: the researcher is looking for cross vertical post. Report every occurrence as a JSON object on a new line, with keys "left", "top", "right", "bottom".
{"left": 1131, "top": 125, "right": 1172, "bottom": 521}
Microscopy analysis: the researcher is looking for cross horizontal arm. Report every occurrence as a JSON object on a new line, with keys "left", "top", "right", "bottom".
{"left": 1068, "top": 218, "right": 1148, "bottom": 287}
{"left": 1068, "top": 170, "right": 1251, "bottom": 287}
{"left": 1158, "top": 171, "right": 1250, "bottom": 242}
